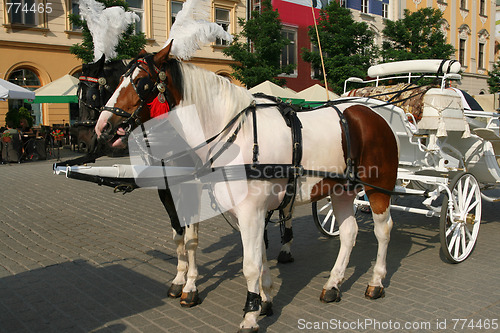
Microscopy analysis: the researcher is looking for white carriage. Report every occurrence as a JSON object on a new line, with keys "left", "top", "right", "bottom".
{"left": 313, "top": 59, "right": 500, "bottom": 263}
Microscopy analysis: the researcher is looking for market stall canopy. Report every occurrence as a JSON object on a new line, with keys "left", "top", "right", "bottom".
{"left": 297, "top": 84, "right": 339, "bottom": 102}
{"left": 28, "top": 75, "right": 79, "bottom": 103}
{"left": 248, "top": 80, "right": 304, "bottom": 104}
{"left": 0, "top": 78, "right": 35, "bottom": 101}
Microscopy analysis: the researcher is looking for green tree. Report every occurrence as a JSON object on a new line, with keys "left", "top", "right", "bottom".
{"left": 222, "top": 0, "right": 295, "bottom": 88}
{"left": 302, "top": 1, "right": 378, "bottom": 95}
{"left": 381, "top": 7, "right": 455, "bottom": 62}
{"left": 487, "top": 60, "right": 500, "bottom": 93}
{"left": 5, "top": 107, "right": 32, "bottom": 128}
{"left": 69, "top": 0, "right": 146, "bottom": 63}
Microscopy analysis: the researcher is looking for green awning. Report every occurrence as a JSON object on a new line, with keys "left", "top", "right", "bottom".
{"left": 28, "top": 95, "right": 78, "bottom": 104}
{"left": 26, "top": 74, "right": 79, "bottom": 104}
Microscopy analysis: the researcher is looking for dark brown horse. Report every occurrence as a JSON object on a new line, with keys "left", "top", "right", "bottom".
{"left": 95, "top": 44, "right": 399, "bottom": 332}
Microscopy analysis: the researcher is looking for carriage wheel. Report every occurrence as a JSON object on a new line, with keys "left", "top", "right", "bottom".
{"left": 439, "top": 173, "right": 481, "bottom": 263}
{"left": 312, "top": 196, "right": 340, "bottom": 237}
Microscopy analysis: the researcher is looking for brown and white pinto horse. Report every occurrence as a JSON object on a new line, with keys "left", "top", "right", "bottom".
{"left": 95, "top": 43, "right": 399, "bottom": 332}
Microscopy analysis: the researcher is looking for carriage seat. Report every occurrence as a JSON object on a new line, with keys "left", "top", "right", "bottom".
{"left": 417, "top": 88, "right": 467, "bottom": 133}
{"left": 347, "top": 83, "right": 433, "bottom": 121}
{"left": 349, "top": 84, "right": 468, "bottom": 135}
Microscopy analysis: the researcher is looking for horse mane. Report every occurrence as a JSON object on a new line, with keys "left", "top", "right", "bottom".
{"left": 177, "top": 62, "right": 254, "bottom": 126}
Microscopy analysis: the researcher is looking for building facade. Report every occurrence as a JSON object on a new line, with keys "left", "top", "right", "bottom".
{"left": 351, "top": 0, "right": 496, "bottom": 94}
{"left": 271, "top": 0, "right": 495, "bottom": 94}
{"left": 0, "top": 0, "right": 245, "bottom": 126}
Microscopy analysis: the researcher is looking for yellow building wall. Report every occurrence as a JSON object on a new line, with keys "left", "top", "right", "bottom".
{"left": 1, "top": 0, "right": 246, "bottom": 127}
{"left": 401, "top": 0, "right": 495, "bottom": 94}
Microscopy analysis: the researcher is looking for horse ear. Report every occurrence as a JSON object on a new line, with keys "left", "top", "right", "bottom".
{"left": 154, "top": 41, "right": 172, "bottom": 65}
{"left": 96, "top": 54, "right": 106, "bottom": 70}
{"left": 138, "top": 49, "right": 148, "bottom": 56}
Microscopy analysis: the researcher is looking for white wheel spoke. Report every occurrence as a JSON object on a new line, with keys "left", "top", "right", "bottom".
{"left": 319, "top": 203, "right": 330, "bottom": 213}
{"left": 460, "top": 226, "right": 467, "bottom": 252}
{"left": 465, "top": 199, "right": 479, "bottom": 215}
{"left": 446, "top": 222, "right": 458, "bottom": 237}
{"left": 448, "top": 230, "right": 458, "bottom": 253}
{"left": 453, "top": 229, "right": 461, "bottom": 258}
{"left": 322, "top": 210, "right": 333, "bottom": 228}
{"left": 457, "top": 180, "right": 464, "bottom": 212}
{"left": 462, "top": 181, "right": 477, "bottom": 217}
{"left": 329, "top": 218, "right": 336, "bottom": 234}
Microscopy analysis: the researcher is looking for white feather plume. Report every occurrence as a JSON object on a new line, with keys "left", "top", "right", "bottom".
{"left": 79, "top": 0, "right": 139, "bottom": 62}
{"left": 163, "top": 0, "right": 233, "bottom": 60}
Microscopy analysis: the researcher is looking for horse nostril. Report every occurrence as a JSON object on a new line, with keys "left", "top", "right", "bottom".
{"left": 103, "top": 122, "right": 111, "bottom": 134}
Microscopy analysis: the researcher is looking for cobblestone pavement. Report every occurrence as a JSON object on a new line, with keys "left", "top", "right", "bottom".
{"left": 1, "top": 150, "right": 499, "bottom": 332}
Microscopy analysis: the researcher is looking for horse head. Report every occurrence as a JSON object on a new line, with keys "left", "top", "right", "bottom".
{"left": 77, "top": 55, "right": 128, "bottom": 152}
{"left": 95, "top": 42, "right": 183, "bottom": 149}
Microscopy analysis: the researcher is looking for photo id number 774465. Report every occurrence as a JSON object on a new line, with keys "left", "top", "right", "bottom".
{"left": 6, "top": 2, "right": 53, "bottom": 14}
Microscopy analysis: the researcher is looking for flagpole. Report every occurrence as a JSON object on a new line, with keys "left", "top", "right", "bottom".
{"left": 310, "top": 2, "right": 329, "bottom": 100}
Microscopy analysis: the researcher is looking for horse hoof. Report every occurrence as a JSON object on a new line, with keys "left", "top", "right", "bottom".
{"left": 180, "top": 290, "right": 201, "bottom": 307}
{"left": 167, "top": 284, "right": 183, "bottom": 298}
{"left": 320, "top": 287, "right": 341, "bottom": 303}
{"left": 365, "top": 285, "right": 385, "bottom": 299}
{"left": 260, "top": 301, "right": 273, "bottom": 316}
{"left": 277, "top": 251, "right": 294, "bottom": 264}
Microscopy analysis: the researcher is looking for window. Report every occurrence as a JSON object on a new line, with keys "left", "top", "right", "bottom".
{"left": 215, "top": 8, "right": 230, "bottom": 46}
{"left": 311, "top": 44, "right": 324, "bottom": 79}
{"left": 382, "top": 3, "right": 389, "bottom": 19}
{"left": 252, "top": 0, "right": 261, "bottom": 13}
{"left": 361, "top": 0, "right": 369, "bottom": 14}
{"left": 479, "top": 0, "right": 486, "bottom": 16}
{"left": 281, "top": 29, "right": 296, "bottom": 72}
{"left": 460, "top": 0, "right": 467, "bottom": 10}
{"left": 339, "top": 0, "right": 347, "bottom": 8}
{"left": 171, "top": 1, "right": 183, "bottom": 26}
{"left": 126, "top": 0, "right": 144, "bottom": 34}
{"left": 459, "top": 39, "right": 466, "bottom": 66}
{"left": 9, "top": 0, "right": 37, "bottom": 25}
{"left": 8, "top": 69, "right": 41, "bottom": 125}
{"left": 71, "top": 0, "right": 82, "bottom": 31}
{"left": 478, "top": 43, "right": 484, "bottom": 69}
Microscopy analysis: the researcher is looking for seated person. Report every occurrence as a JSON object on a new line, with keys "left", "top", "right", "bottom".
{"left": 2, "top": 121, "right": 21, "bottom": 138}
{"left": 19, "top": 118, "right": 34, "bottom": 137}
{"left": 2, "top": 122, "right": 23, "bottom": 162}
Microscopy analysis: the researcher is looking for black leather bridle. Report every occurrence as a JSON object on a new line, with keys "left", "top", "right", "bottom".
{"left": 99, "top": 54, "right": 175, "bottom": 142}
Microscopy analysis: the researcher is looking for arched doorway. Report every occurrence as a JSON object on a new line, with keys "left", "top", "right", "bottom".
{"left": 8, "top": 68, "right": 41, "bottom": 125}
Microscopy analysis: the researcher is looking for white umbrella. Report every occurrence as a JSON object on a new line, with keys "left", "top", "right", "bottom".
{"left": 249, "top": 80, "right": 299, "bottom": 100}
{"left": 30, "top": 75, "right": 79, "bottom": 104}
{"left": 0, "top": 78, "right": 35, "bottom": 101}
{"left": 297, "top": 84, "right": 339, "bottom": 102}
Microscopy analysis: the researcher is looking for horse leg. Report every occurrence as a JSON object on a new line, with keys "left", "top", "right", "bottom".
{"left": 238, "top": 209, "right": 266, "bottom": 333}
{"left": 169, "top": 229, "right": 187, "bottom": 298}
{"left": 320, "top": 192, "right": 357, "bottom": 303}
{"left": 342, "top": 104, "right": 398, "bottom": 299}
{"left": 180, "top": 223, "right": 200, "bottom": 307}
{"left": 277, "top": 218, "right": 294, "bottom": 264}
{"left": 259, "top": 251, "right": 273, "bottom": 316}
{"left": 365, "top": 191, "right": 393, "bottom": 299}
{"left": 158, "top": 189, "right": 186, "bottom": 299}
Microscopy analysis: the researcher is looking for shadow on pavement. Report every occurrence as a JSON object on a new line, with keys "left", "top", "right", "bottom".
{"left": 0, "top": 260, "right": 167, "bottom": 332}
